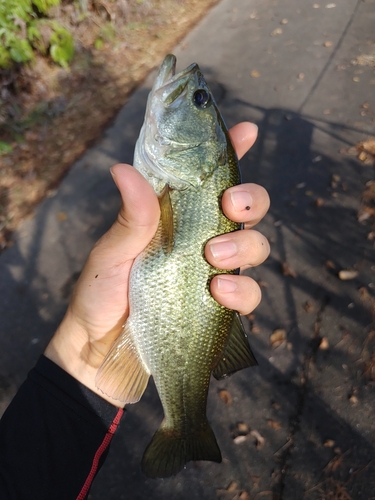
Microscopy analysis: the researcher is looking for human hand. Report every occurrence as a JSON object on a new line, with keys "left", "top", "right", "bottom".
{"left": 44, "top": 122, "right": 270, "bottom": 406}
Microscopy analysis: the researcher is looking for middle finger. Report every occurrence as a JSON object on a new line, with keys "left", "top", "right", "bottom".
{"left": 205, "top": 229, "right": 270, "bottom": 271}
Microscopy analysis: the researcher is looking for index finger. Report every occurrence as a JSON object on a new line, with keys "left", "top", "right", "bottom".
{"left": 222, "top": 183, "right": 270, "bottom": 227}
{"left": 228, "top": 122, "right": 258, "bottom": 159}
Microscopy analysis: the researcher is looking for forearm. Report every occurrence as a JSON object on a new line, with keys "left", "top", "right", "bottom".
{"left": 0, "top": 356, "right": 124, "bottom": 500}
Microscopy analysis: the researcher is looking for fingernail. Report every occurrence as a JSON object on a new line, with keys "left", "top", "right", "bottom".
{"left": 249, "top": 123, "right": 258, "bottom": 135}
{"left": 110, "top": 167, "right": 118, "bottom": 186}
{"left": 230, "top": 191, "right": 253, "bottom": 212}
{"left": 217, "top": 276, "right": 237, "bottom": 293}
{"left": 209, "top": 241, "right": 237, "bottom": 261}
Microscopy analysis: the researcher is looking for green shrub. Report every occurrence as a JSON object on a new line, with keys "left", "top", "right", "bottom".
{"left": 0, "top": 0, "right": 74, "bottom": 69}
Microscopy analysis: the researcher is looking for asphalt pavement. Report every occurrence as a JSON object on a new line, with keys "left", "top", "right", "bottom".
{"left": 1, "top": 0, "right": 374, "bottom": 498}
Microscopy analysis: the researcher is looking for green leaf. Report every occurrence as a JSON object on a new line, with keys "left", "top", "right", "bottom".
{"left": 49, "top": 24, "right": 74, "bottom": 68}
{"left": 94, "top": 38, "right": 103, "bottom": 50}
{"left": 32, "top": 0, "right": 60, "bottom": 15}
{"left": 0, "top": 46, "right": 12, "bottom": 69}
{"left": 0, "top": 142, "right": 13, "bottom": 155}
{"left": 27, "top": 21, "right": 48, "bottom": 54}
{"left": 8, "top": 37, "right": 34, "bottom": 63}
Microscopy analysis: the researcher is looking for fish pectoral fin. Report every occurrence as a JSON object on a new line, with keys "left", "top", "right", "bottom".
{"left": 158, "top": 184, "right": 174, "bottom": 254}
{"left": 95, "top": 324, "right": 150, "bottom": 404}
{"left": 212, "top": 312, "right": 258, "bottom": 380}
{"left": 141, "top": 420, "right": 221, "bottom": 478}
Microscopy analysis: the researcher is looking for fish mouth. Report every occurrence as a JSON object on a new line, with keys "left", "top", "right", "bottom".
{"left": 153, "top": 54, "right": 199, "bottom": 97}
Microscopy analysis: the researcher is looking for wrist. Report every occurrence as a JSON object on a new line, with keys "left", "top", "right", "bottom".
{"left": 44, "top": 311, "right": 124, "bottom": 408}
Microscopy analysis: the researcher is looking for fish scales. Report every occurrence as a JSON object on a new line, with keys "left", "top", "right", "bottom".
{"left": 129, "top": 167, "right": 240, "bottom": 422}
{"left": 96, "top": 54, "right": 257, "bottom": 478}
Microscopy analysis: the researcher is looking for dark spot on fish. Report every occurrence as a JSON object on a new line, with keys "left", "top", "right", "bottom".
{"left": 95, "top": 274, "right": 98, "bottom": 278}
{"left": 245, "top": 206, "right": 251, "bottom": 211}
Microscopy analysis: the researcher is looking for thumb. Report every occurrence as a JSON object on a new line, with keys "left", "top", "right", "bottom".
{"left": 94, "top": 163, "right": 160, "bottom": 262}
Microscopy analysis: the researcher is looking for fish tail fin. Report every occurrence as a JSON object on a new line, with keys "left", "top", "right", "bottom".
{"left": 141, "top": 420, "right": 222, "bottom": 478}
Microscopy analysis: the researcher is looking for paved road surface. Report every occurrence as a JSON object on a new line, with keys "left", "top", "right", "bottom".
{"left": 0, "top": 0, "right": 374, "bottom": 498}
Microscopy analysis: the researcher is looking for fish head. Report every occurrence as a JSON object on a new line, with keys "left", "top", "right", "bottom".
{"left": 134, "top": 54, "right": 230, "bottom": 192}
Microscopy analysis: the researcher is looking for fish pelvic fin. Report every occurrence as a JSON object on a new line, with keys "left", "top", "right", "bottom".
{"left": 141, "top": 420, "right": 222, "bottom": 478}
{"left": 95, "top": 324, "right": 150, "bottom": 404}
{"left": 158, "top": 184, "right": 174, "bottom": 254}
{"left": 212, "top": 312, "right": 258, "bottom": 380}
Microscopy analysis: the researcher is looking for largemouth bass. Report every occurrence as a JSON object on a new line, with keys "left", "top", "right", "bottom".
{"left": 96, "top": 54, "right": 257, "bottom": 478}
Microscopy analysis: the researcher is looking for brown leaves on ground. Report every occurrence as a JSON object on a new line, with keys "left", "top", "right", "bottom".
{"left": 281, "top": 261, "right": 297, "bottom": 277}
{"left": 267, "top": 419, "right": 281, "bottom": 430}
{"left": 358, "top": 180, "right": 375, "bottom": 245}
{"left": 216, "top": 482, "right": 250, "bottom": 500}
{"left": 218, "top": 389, "right": 233, "bottom": 405}
{"left": 0, "top": 0, "right": 221, "bottom": 251}
{"left": 361, "top": 330, "right": 375, "bottom": 381}
{"left": 270, "top": 328, "right": 287, "bottom": 348}
{"left": 342, "top": 137, "right": 375, "bottom": 166}
{"left": 338, "top": 269, "right": 359, "bottom": 281}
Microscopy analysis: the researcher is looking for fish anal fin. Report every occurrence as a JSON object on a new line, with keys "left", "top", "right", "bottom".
{"left": 158, "top": 185, "right": 174, "bottom": 254}
{"left": 95, "top": 324, "right": 150, "bottom": 404}
{"left": 141, "top": 420, "right": 221, "bottom": 478}
{"left": 212, "top": 312, "right": 258, "bottom": 380}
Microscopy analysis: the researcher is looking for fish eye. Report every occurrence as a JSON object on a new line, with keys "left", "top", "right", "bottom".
{"left": 193, "top": 89, "right": 210, "bottom": 108}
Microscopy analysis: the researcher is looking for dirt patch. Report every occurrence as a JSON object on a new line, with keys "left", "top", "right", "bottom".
{"left": 0, "top": 0, "right": 220, "bottom": 251}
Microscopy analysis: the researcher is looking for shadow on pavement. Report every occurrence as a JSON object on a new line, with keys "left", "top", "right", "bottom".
{"left": 0, "top": 82, "right": 374, "bottom": 499}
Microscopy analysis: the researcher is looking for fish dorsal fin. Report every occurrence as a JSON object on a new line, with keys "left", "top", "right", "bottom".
{"left": 95, "top": 324, "right": 150, "bottom": 404}
{"left": 158, "top": 185, "right": 174, "bottom": 254}
{"left": 212, "top": 312, "right": 258, "bottom": 380}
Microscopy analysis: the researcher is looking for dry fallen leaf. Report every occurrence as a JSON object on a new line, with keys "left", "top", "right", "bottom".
{"left": 352, "top": 54, "right": 375, "bottom": 66}
{"left": 303, "top": 301, "right": 314, "bottom": 312}
{"left": 280, "top": 18, "right": 288, "bottom": 24}
{"left": 324, "top": 439, "right": 335, "bottom": 447}
{"left": 324, "top": 41, "right": 333, "bottom": 47}
{"left": 338, "top": 270, "right": 359, "bottom": 280}
{"left": 319, "top": 337, "right": 329, "bottom": 350}
{"left": 257, "top": 280, "right": 268, "bottom": 288}
{"left": 237, "top": 422, "right": 249, "bottom": 434}
{"left": 331, "top": 174, "right": 341, "bottom": 188}
{"left": 218, "top": 389, "right": 232, "bottom": 405}
{"left": 239, "top": 492, "right": 250, "bottom": 500}
{"left": 325, "top": 260, "right": 336, "bottom": 269}
{"left": 325, "top": 3, "right": 336, "bottom": 7}
{"left": 251, "top": 70, "right": 260, "bottom": 78}
{"left": 233, "top": 435, "right": 247, "bottom": 445}
{"left": 359, "top": 286, "right": 371, "bottom": 301}
{"left": 57, "top": 211, "right": 67, "bottom": 222}
{"left": 315, "top": 197, "right": 324, "bottom": 207}
{"left": 271, "top": 28, "right": 283, "bottom": 36}
{"left": 270, "top": 329, "right": 287, "bottom": 348}
{"left": 250, "top": 429, "right": 265, "bottom": 449}
{"left": 251, "top": 323, "right": 261, "bottom": 334}
{"left": 361, "top": 140, "right": 375, "bottom": 155}
{"left": 357, "top": 209, "right": 372, "bottom": 222}
{"left": 282, "top": 262, "right": 297, "bottom": 277}
{"left": 267, "top": 419, "right": 282, "bottom": 430}
{"left": 227, "top": 482, "right": 238, "bottom": 492}
{"left": 349, "top": 394, "right": 359, "bottom": 404}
